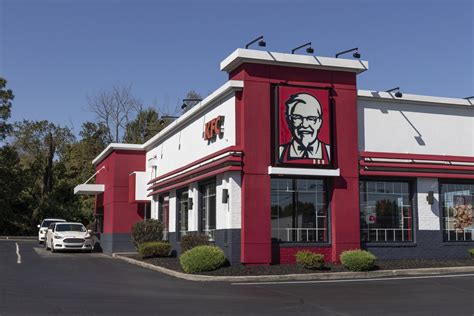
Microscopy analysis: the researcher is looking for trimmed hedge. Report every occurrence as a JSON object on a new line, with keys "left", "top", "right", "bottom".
{"left": 340, "top": 250, "right": 376, "bottom": 272}
{"left": 179, "top": 245, "right": 226, "bottom": 274}
{"left": 180, "top": 233, "right": 210, "bottom": 253}
{"left": 138, "top": 242, "right": 171, "bottom": 259}
{"left": 469, "top": 249, "right": 474, "bottom": 258}
{"left": 131, "top": 219, "right": 163, "bottom": 249}
{"left": 295, "top": 251, "right": 325, "bottom": 270}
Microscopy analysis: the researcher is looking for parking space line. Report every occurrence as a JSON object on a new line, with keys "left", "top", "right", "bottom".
{"left": 231, "top": 273, "right": 474, "bottom": 286}
{"left": 15, "top": 242, "right": 21, "bottom": 264}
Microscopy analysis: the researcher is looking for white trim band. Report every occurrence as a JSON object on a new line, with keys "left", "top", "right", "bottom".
{"left": 74, "top": 184, "right": 105, "bottom": 195}
{"left": 221, "top": 49, "right": 369, "bottom": 74}
{"left": 268, "top": 166, "right": 340, "bottom": 177}
{"left": 357, "top": 90, "right": 473, "bottom": 107}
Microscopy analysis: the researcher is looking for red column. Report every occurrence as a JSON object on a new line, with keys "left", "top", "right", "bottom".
{"left": 239, "top": 80, "right": 272, "bottom": 265}
{"left": 330, "top": 87, "right": 361, "bottom": 261}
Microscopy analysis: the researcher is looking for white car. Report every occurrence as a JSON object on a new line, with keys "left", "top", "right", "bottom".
{"left": 45, "top": 222, "right": 93, "bottom": 253}
{"left": 37, "top": 218, "right": 65, "bottom": 243}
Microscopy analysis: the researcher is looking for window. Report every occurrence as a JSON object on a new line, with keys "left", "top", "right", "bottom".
{"left": 199, "top": 180, "right": 216, "bottom": 240}
{"left": 271, "top": 178, "right": 328, "bottom": 243}
{"left": 176, "top": 189, "right": 189, "bottom": 240}
{"left": 440, "top": 182, "right": 473, "bottom": 242}
{"left": 158, "top": 194, "right": 170, "bottom": 240}
{"left": 360, "top": 180, "right": 414, "bottom": 243}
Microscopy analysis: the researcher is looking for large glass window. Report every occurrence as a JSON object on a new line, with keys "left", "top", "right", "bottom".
{"left": 199, "top": 180, "right": 216, "bottom": 240}
{"left": 271, "top": 178, "right": 328, "bottom": 243}
{"left": 360, "top": 180, "right": 413, "bottom": 243}
{"left": 176, "top": 189, "right": 189, "bottom": 240}
{"left": 158, "top": 194, "right": 170, "bottom": 240}
{"left": 440, "top": 182, "right": 473, "bottom": 242}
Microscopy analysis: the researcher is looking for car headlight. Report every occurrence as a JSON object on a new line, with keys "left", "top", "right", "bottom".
{"left": 54, "top": 235, "right": 63, "bottom": 239}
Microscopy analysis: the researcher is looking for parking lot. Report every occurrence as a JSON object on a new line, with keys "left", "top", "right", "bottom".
{"left": 1, "top": 240, "right": 474, "bottom": 315}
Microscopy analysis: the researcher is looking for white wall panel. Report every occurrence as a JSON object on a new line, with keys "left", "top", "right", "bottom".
{"left": 417, "top": 178, "right": 441, "bottom": 231}
{"left": 168, "top": 190, "right": 176, "bottom": 233}
{"left": 133, "top": 171, "right": 152, "bottom": 201}
{"left": 146, "top": 95, "right": 236, "bottom": 178}
{"left": 358, "top": 99, "right": 474, "bottom": 156}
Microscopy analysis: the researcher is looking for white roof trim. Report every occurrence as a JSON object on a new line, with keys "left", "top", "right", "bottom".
{"left": 268, "top": 166, "right": 341, "bottom": 177}
{"left": 358, "top": 90, "right": 474, "bottom": 107}
{"left": 142, "top": 80, "right": 244, "bottom": 150}
{"left": 92, "top": 143, "right": 144, "bottom": 166}
{"left": 73, "top": 184, "right": 105, "bottom": 195}
{"left": 221, "top": 49, "right": 369, "bottom": 74}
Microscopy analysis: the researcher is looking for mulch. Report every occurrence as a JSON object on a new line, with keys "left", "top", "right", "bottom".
{"left": 128, "top": 254, "right": 474, "bottom": 276}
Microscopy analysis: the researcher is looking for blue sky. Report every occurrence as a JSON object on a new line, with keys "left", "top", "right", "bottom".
{"left": 1, "top": 0, "right": 472, "bottom": 135}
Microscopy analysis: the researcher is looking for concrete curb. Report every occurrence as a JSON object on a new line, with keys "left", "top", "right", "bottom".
{"left": 113, "top": 254, "right": 474, "bottom": 283}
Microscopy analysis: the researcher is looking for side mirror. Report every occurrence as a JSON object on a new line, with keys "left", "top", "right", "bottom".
{"left": 87, "top": 229, "right": 93, "bottom": 234}
{"left": 37, "top": 224, "right": 41, "bottom": 228}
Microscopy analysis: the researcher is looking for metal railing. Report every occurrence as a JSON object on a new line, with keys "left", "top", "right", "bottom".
{"left": 443, "top": 217, "right": 474, "bottom": 241}
{"left": 444, "top": 228, "right": 474, "bottom": 241}
{"left": 203, "top": 229, "right": 216, "bottom": 241}
{"left": 272, "top": 228, "right": 326, "bottom": 242}
{"left": 362, "top": 228, "right": 412, "bottom": 242}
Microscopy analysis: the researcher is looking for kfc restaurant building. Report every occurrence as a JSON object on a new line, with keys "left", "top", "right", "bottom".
{"left": 75, "top": 49, "right": 474, "bottom": 264}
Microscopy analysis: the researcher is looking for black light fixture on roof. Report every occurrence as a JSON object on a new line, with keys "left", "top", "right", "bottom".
{"left": 245, "top": 35, "right": 266, "bottom": 49}
{"left": 291, "top": 42, "right": 314, "bottom": 54}
{"left": 335, "top": 47, "right": 361, "bottom": 59}
{"left": 159, "top": 115, "right": 179, "bottom": 125}
{"left": 181, "top": 98, "right": 202, "bottom": 110}
{"left": 386, "top": 87, "right": 403, "bottom": 98}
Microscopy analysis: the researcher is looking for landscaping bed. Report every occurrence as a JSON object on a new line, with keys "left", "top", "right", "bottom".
{"left": 128, "top": 254, "right": 474, "bottom": 276}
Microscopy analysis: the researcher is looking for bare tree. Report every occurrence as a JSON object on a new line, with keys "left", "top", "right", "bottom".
{"left": 88, "top": 84, "right": 143, "bottom": 143}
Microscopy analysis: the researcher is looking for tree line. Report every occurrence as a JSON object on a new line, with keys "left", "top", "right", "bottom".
{"left": 0, "top": 78, "right": 201, "bottom": 235}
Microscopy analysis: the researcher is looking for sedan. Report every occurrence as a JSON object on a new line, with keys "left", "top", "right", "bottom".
{"left": 45, "top": 222, "right": 93, "bottom": 253}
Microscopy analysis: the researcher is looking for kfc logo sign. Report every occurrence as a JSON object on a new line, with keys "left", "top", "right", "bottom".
{"left": 277, "top": 86, "right": 332, "bottom": 166}
{"left": 204, "top": 115, "right": 224, "bottom": 141}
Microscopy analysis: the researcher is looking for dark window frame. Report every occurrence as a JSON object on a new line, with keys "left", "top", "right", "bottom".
{"left": 158, "top": 193, "right": 170, "bottom": 241}
{"left": 359, "top": 178, "right": 416, "bottom": 244}
{"left": 439, "top": 180, "right": 474, "bottom": 243}
{"left": 198, "top": 178, "right": 217, "bottom": 240}
{"left": 176, "top": 187, "right": 189, "bottom": 241}
{"left": 271, "top": 176, "right": 330, "bottom": 245}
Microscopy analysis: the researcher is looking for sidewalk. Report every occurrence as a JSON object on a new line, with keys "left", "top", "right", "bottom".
{"left": 113, "top": 254, "right": 474, "bottom": 283}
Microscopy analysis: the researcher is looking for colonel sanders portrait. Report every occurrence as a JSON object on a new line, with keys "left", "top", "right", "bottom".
{"left": 279, "top": 93, "right": 330, "bottom": 164}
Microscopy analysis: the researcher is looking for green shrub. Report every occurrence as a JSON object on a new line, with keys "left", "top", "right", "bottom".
{"left": 180, "top": 233, "right": 210, "bottom": 253}
{"left": 131, "top": 219, "right": 163, "bottom": 249}
{"left": 295, "top": 251, "right": 325, "bottom": 270}
{"left": 340, "top": 250, "right": 376, "bottom": 272}
{"left": 138, "top": 242, "right": 171, "bottom": 258}
{"left": 179, "top": 245, "right": 226, "bottom": 274}
{"left": 469, "top": 249, "right": 474, "bottom": 258}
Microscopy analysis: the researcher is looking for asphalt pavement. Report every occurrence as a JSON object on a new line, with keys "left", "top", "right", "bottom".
{"left": 1, "top": 240, "right": 473, "bottom": 315}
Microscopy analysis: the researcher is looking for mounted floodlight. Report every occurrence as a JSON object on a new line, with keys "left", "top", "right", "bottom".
{"left": 335, "top": 47, "right": 360, "bottom": 59}
{"left": 386, "top": 87, "right": 403, "bottom": 98}
{"left": 245, "top": 35, "right": 266, "bottom": 49}
{"left": 291, "top": 42, "right": 314, "bottom": 54}
{"left": 463, "top": 96, "right": 474, "bottom": 99}
{"left": 160, "top": 115, "right": 179, "bottom": 125}
{"left": 181, "top": 98, "right": 202, "bottom": 110}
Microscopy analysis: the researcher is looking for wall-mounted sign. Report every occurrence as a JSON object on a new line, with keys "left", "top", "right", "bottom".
{"left": 276, "top": 86, "right": 332, "bottom": 167}
{"left": 204, "top": 115, "right": 224, "bottom": 141}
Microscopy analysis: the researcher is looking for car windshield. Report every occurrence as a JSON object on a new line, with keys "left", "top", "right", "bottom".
{"left": 42, "top": 220, "right": 63, "bottom": 228}
{"left": 55, "top": 224, "right": 86, "bottom": 232}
